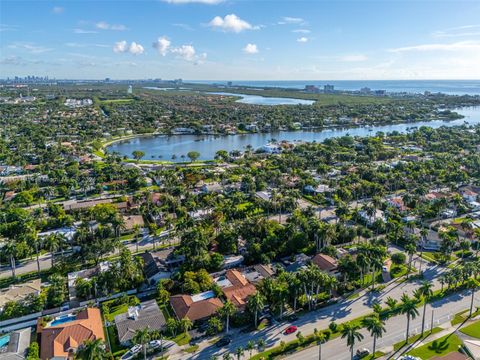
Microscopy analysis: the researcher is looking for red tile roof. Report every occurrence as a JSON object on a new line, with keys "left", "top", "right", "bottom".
{"left": 38, "top": 308, "right": 105, "bottom": 359}
{"left": 311, "top": 254, "right": 338, "bottom": 272}
{"left": 170, "top": 295, "right": 223, "bottom": 322}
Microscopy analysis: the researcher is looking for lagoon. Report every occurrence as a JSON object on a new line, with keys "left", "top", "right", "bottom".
{"left": 210, "top": 92, "right": 316, "bottom": 106}
{"left": 107, "top": 107, "right": 480, "bottom": 162}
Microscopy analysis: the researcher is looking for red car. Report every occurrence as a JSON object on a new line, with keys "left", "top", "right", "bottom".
{"left": 284, "top": 325, "right": 298, "bottom": 335}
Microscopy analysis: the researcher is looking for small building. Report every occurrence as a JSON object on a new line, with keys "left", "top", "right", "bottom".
{"left": 170, "top": 291, "right": 223, "bottom": 322}
{"left": 115, "top": 300, "right": 166, "bottom": 346}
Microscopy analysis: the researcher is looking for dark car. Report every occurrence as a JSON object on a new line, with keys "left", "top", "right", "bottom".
{"left": 215, "top": 336, "right": 232, "bottom": 348}
{"left": 355, "top": 348, "right": 370, "bottom": 358}
{"left": 287, "top": 314, "right": 298, "bottom": 321}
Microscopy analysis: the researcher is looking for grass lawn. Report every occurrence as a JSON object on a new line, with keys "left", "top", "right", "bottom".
{"left": 393, "top": 327, "right": 443, "bottom": 351}
{"left": 460, "top": 319, "right": 480, "bottom": 339}
{"left": 184, "top": 345, "right": 199, "bottom": 353}
{"left": 171, "top": 332, "right": 191, "bottom": 346}
{"left": 390, "top": 264, "right": 409, "bottom": 279}
{"left": 408, "top": 333, "right": 463, "bottom": 359}
{"left": 451, "top": 308, "right": 480, "bottom": 326}
{"left": 103, "top": 296, "right": 139, "bottom": 322}
{"left": 106, "top": 325, "right": 126, "bottom": 355}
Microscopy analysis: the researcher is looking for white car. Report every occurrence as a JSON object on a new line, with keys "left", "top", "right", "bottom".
{"left": 398, "top": 356, "right": 421, "bottom": 360}
{"left": 120, "top": 345, "right": 142, "bottom": 360}
{"left": 149, "top": 340, "right": 173, "bottom": 350}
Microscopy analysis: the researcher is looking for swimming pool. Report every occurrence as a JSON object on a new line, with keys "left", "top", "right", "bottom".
{"left": 49, "top": 314, "right": 76, "bottom": 327}
{"left": 0, "top": 334, "right": 10, "bottom": 348}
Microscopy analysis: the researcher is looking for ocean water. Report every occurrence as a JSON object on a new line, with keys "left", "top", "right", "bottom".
{"left": 188, "top": 80, "right": 480, "bottom": 96}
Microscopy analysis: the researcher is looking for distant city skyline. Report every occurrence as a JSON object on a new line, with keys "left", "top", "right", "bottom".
{"left": 1, "top": 0, "right": 480, "bottom": 80}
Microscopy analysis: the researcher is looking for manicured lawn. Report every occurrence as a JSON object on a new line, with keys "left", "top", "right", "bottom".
{"left": 390, "top": 264, "right": 409, "bottom": 279}
{"left": 393, "top": 327, "right": 443, "bottom": 351}
{"left": 171, "top": 332, "right": 191, "bottom": 346}
{"left": 408, "top": 333, "right": 463, "bottom": 359}
{"left": 460, "top": 319, "right": 480, "bottom": 339}
{"left": 184, "top": 344, "right": 199, "bottom": 353}
{"left": 451, "top": 308, "right": 480, "bottom": 326}
{"left": 103, "top": 296, "right": 140, "bottom": 322}
{"left": 106, "top": 325, "right": 126, "bottom": 355}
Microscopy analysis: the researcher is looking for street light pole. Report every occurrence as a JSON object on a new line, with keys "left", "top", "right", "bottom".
{"left": 430, "top": 310, "right": 434, "bottom": 332}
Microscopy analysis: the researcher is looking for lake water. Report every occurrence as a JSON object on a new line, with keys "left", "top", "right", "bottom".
{"left": 211, "top": 92, "right": 315, "bottom": 106}
{"left": 107, "top": 107, "right": 480, "bottom": 162}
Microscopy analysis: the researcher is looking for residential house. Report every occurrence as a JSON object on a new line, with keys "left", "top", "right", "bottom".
{"left": 311, "top": 254, "right": 340, "bottom": 277}
{"left": 0, "top": 279, "right": 41, "bottom": 311}
{"left": 138, "top": 249, "right": 184, "bottom": 284}
{"left": 115, "top": 300, "right": 166, "bottom": 346}
{"left": 215, "top": 270, "right": 256, "bottom": 311}
{"left": 122, "top": 215, "right": 145, "bottom": 234}
{"left": 420, "top": 229, "right": 442, "bottom": 250}
{"left": 0, "top": 328, "right": 31, "bottom": 360}
{"left": 170, "top": 291, "right": 223, "bottom": 322}
{"left": 37, "top": 307, "right": 105, "bottom": 359}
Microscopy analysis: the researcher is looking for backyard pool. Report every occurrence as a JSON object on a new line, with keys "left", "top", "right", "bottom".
{"left": 0, "top": 334, "right": 10, "bottom": 348}
{"left": 49, "top": 314, "right": 77, "bottom": 327}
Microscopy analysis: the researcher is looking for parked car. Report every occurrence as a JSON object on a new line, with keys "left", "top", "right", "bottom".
{"left": 149, "top": 340, "right": 173, "bottom": 349}
{"left": 120, "top": 345, "right": 142, "bottom": 360}
{"left": 355, "top": 348, "right": 370, "bottom": 358}
{"left": 283, "top": 325, "right": 298, "bottom": 335}
{"left": 287, "top": 314, "right": 298, "bottom": 321}
{"left": 216, "top": 336, "right": 232, "bottom": 348}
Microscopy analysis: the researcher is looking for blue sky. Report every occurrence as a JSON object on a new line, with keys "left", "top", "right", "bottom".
{"left": 1, "top": 0, "right": 480, "bottom": 80}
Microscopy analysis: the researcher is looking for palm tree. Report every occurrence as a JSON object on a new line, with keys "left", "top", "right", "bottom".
{"left": 133, "top": 328, "right": 151, "bottom": 360}
{"left": 362, "top": 316, "right": 386, "bottom": 357}
{"left": 314, "top": 328, "right": 326, "bottom": 360}
{"left": 220, "top": 300, "right": 236, "bottom": 334}
{"left": 400, "top": 293, "right": 420, "bottom": 343}
{"left": 246, "top": 340, "right": 255, "bottom": 359}
{"left": 235, "top": 346, "right": 244, "bottom": 360}
{"left": 405, "top": 243, "right": 417, "bottom": 278}
{"left": 418, "top": 281, "right": 434, "bottom": 335}
{"left": 179, "top": 317, "right": 193, "bottom": 334}
{"left": 340, "top": 323, "right": 364, "bottom": 360}
{"left": 256, "top": 338, "right": 266, "bottom": 352}
{"left": 75, "top": 339, "right": 107, "bottom": 360}
{"left": 247, "top": 293, "right": 265, "bottom": 328}
{"left": 467, "top": 278, "right": 479, "bottom": 317}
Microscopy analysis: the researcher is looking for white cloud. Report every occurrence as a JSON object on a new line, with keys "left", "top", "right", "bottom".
{"left": 52, "top": 6, "right": 64, "bottom": 14}
{"left": 113, "top": 41, "right": 128, "bottom": 53}
{"left": 243, "top": 43, "right": 259, "bottom": 54}
{"left": 292, "top": 29, "right": 310, "bottom": 34}
{"left": 74, "top": 28, "right": 98, "bottom": 34}
{"left": 8, "top": 42, "right": 53, "bottom": 54}
{"left": 280, "top": 17, "right": 304, "bottom": 24}
{"left": 339, "top": 54, "right": 368, "bottom": 62}
{"left": 432, "top": 24, "right": 480, "bottom": 38}
{"left": 152, "top": 36, "right": 171, "bottom": 56}
{"left": 297, "top": 37, "right": 308, "bottom": 43}
{"left": 128, "top": 42, "right": 144, "bottom": 54}
{"left": 209, "top": 14, "right": 254, "bottom": 33}
{"left": 162, "top": 0, "right": 224, "bottom": 3}
{"left": 113, "top": 41, "right": 144, "bottom": 55}
{"left": 96, "top": 21, "right": 127, "bottom": 31}
{"left": 171, "top": 45, "right": 196, "bottom": 61}
{"left": 389, "top": 40, "right": 480, "bottom": 53}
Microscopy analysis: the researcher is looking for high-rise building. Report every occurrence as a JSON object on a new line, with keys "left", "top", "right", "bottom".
{"left": 324, "top": 84, "right": 335, "bottom": 93}
{"left": 127, "top": 85, "right": 133, "bottom": 94}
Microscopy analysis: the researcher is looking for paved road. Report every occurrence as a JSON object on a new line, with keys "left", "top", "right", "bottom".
{"left": 287, "top": 290, "right": 480, "bottom": 360}
{"left": 0, "top": 233, "right": 174, "bottom": 279}
{"left": 173, "top": 258, "right": 453, "bottom": 360}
